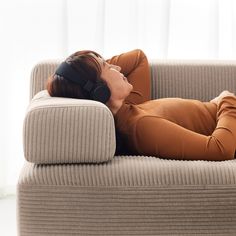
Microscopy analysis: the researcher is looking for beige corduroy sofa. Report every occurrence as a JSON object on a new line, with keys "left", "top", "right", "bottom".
{"left": 18, "top": 59, "right": 236, "bottom": 236}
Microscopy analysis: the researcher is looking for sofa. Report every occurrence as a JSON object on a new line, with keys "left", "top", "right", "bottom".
{"left": 17, "top": 59, "right": 236, "bottom": 235}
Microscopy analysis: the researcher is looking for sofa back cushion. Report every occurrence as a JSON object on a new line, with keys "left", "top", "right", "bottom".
{"left": 30, "top": 60, "right": 236, "bottom": 102}
{"left": 150, "top": 60, "right": 236, "bottom": 101}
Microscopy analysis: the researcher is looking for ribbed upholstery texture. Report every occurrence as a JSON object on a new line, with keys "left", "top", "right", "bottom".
{"left": 23, "top": 90, "right": 115, "bottom": 164}
{"left": 30, "top": 60, "right": 60, "bottom": 100}
{"left": 18, "top": 157, "right": 236, "bottom": 235}
{"left": 20, "top": 156, "right": 236, "bottom": 186}
{"left": 18, "top": 60, "right": 236, "bottom": 236}
{"left": 150, "top": 59, "right": 236, "bottom": 101}
{"left": 30, "top": 59, "right": 236, "bottom": 101}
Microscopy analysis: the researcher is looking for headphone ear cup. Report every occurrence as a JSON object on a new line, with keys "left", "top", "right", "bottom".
{"left": 90, "top": 83, "right": 111, "bottom": 104}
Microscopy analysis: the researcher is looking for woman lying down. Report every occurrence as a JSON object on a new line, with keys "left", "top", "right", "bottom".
{"left": 47, "top": 49, "right": 236, "bottom": 161}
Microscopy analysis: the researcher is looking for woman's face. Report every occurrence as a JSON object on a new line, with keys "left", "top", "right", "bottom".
{"left": 94, "top": 55, "right": 133, "bottom": 102}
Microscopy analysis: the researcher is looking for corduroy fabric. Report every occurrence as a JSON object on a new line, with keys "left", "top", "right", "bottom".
{"left": 150, "top": 59, "right": 236, "bottom": 101}
{"left": 23, "top": 90, "right": 116, "bottom": 164}
{"left": 19, "top": 156, "right": 236, "bottom": 186}
{"left": 18, "top": 60, "right": 236, "bottom": 236}
{"left": 30, "top": 60, "right": 60, "bottom": 101}
{"left": 17, "top": 157, "right": 236, "bottom": 235}
{"left": 30, "top": 60, "right": 236, "bottom": 101}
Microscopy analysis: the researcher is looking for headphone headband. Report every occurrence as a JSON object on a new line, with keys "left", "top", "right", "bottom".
{"left": 55, "top": 62, "right": 94, "bottom": 92}
{"left": 55, "top": 61, "right": 111, "bottom": 104}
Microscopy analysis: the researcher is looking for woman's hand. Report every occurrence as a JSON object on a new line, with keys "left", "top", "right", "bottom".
{"left": 210, "top": 90, "right": 235, "bottom": 105}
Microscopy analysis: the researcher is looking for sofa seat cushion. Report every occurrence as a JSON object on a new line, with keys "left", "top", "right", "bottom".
{"left": 18, "top": 156, "right": 236, "bottom": 235}
{"left": 19, "top": 156, "right": 236, "bottom": 186}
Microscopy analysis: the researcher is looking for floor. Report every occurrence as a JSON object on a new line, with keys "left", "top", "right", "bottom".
{"left": 0, "top": 196, "right": 17, "bottom": 236}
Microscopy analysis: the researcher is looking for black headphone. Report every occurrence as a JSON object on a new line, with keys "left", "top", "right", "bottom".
{"left": 55, "top": 61, "right": 111, "bottom": 104}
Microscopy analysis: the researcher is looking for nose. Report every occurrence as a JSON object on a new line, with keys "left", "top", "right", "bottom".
{"left": 112, "top": 65, "right": 121, "bottom": 72}
{"left": 116, "top": 65, "right": 121, "bottom": 71}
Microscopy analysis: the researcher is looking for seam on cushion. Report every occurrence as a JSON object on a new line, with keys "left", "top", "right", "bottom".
{"left": 17, "top": 183, "right": 236, "bottom": 188}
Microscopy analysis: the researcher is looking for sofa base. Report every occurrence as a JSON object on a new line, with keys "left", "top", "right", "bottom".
{"left": 17, "top": 184, "right": 236, "bottom": 235}
{"left": 17, "top": 157, "right": 236, "bottom": 235}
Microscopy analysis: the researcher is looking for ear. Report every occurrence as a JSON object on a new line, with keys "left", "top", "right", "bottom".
{"left": 90, "top": 81, "right": 111, "bottom": 104}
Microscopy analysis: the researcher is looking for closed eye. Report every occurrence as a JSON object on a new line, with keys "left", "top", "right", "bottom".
{"left": 106, "top": 63, "right": 113, "bottom": 70}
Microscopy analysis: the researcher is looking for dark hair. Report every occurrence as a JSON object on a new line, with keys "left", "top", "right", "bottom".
{"left": 46, "top": 50, "right": 103, "bottom": 99}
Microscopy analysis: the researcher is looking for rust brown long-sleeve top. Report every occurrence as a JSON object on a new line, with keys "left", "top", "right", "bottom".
{"left": 107, "top": 49, "right": 236, "bottom": 161}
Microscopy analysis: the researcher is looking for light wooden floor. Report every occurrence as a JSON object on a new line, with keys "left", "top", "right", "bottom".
{"left": 0, "top": 196, "right": 17, "bottom": 236}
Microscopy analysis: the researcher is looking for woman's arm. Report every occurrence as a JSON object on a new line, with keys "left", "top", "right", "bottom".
{"left": 106, "top": 49, "right": 151, "bottom": 105}
{"left": 135, "top": 96, "right": 236, "bottom": 161}
{"left": 210, "top": 90, "right": 235, "bottom": 105}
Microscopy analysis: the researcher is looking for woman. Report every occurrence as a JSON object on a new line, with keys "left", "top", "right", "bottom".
{"left": 47, "top": 49, "right": 236, "bottom": 161}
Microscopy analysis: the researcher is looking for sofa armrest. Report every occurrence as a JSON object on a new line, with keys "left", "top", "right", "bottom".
{"left": 23, "top": 90, "right": 116, "bottom": 164}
